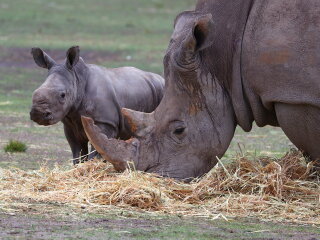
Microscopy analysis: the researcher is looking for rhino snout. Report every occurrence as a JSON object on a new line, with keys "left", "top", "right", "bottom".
{"left": 30, "top": 107, "right": 53, "bottom": 125}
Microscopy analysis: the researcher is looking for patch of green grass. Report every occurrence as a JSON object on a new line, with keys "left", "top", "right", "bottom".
{"left": 4, "top": 140, "right": 27, "bottom": 153}
{"left": 0, "top": 68, "right": 44, "bottom": 114}
{"left": 224, "top": 124, "right": 291, "bottom": 161}
{"left": 0, "top": 0, "right": 194, "bottom": 51}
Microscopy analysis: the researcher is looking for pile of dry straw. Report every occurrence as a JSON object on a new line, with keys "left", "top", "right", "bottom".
{"left": 0, "top": 151, "right": 319, "bottom": 224}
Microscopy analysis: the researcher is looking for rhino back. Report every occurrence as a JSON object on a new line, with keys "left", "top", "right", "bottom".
{"left": 242, "top": 0, "right": 320, "bottom": 126}
{"left": 106, "top": 66, "right": 164, "bottom": 112}
{"left": 82, "top": 65, "right": 164, "bottom": 136}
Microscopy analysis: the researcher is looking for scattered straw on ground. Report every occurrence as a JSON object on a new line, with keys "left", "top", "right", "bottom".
{"left": 0, "top": 151, "right": 319, "bottom": 224}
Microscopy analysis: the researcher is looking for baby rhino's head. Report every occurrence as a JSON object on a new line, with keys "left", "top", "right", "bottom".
{"left": 30, "top": 46, "right": 81, "bottom": 125}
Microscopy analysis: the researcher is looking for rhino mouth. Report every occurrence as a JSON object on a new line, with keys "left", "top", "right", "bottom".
{"left": 35, "top": 120, "right": 55, "bottom": 126}
{"left": 31, "top": 117, "right": 56, "bottom": 126}
{"left": 30, "top": 108, "right": 58, "bottom": 126}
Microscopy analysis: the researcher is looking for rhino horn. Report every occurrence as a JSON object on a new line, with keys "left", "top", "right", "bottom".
{"left": 121, "top": 108, "right": 155, "bottom": 137}
{"left": 81, "top": 116, "right": 139, "bottom": 171}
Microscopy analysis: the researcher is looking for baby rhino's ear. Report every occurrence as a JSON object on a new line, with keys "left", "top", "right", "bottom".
{"left": 31, "top": 48, "right": 56, "bottom": 69}
{"left": 66, "top": 46, "right": 80, "bottom": 70}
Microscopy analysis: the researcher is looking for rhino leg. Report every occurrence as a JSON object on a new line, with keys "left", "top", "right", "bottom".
{"left": 88, "top": 144, "right": 101, "bottom": 159}
{"left": 79, "top": 143, "right": 89, "bottom": 163}
{"left": 64, "top": 124, "right": 82, "bottom": 165}
{"left": 275, "top": 103, "right": 320, "bottom": 169}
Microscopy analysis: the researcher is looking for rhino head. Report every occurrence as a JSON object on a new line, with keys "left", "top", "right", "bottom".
{"left": 82, "top": 12, "right": 237, "bottom": 180}
{"left": 30, "top": 46, "right": 82, "bottom": 126}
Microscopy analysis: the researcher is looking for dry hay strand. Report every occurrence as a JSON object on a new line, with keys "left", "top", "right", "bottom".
{"left": 0, "top": 151, "right": 319, "bottom": 224}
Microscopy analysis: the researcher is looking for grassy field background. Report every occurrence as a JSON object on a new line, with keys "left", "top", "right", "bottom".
{"left": 0, "top": 0, "right": 315, "bottom": 239}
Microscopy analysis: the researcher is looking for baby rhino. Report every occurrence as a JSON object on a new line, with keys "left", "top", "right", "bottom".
{"left": 30, "top": 46, "right": 164, "bottom": 164}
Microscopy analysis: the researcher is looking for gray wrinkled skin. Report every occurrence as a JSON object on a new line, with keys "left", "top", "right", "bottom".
{"left": 82, "top": 0, "right": 320, "bottom": 180}
{"left": 30, "top": 46, "right": 164, "bottom": 164}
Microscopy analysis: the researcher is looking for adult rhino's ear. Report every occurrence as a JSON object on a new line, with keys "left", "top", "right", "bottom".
{"left": 66, "top": 46, "right": 80, "bottom": 70}
{"left": 183, "top": 13, "right": 214, "bottom": 52}
{"left": 31, "top": 48, "right": 56, "bottom": 69}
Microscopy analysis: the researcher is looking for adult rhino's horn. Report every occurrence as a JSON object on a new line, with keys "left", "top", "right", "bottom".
{"left": 81, "top": 116, "right": 138, "bottom": 171}
{"left": 121, "top": 108, "right": 155, "bottom": 137}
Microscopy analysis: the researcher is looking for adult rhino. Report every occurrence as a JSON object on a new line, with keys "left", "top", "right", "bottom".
{"left": 30, "top": 46, "right": 164, "bottom": 164}
{"left": 82, "top": 0, "right": 320, "bottom": 180}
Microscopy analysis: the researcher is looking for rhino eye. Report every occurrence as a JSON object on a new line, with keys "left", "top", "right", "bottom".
{"left": 60, "top": 93, "right": 66, "bottom": 99}
{"left": 170, "top": 121, "right": 187, "bottom": 141}
{"left": 173, "top": 127, "right": 185, "bottom": 135}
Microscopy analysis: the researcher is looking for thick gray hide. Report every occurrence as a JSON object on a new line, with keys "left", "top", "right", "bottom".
{"left": 80, "top": 0, "right": 320, "bottom": 180}
{"left": 30, "top": 47, "right": 164, "bottom": 164}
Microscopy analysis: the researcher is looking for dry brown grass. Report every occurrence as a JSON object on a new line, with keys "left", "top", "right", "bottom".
{"left": 0, "top": 151, "right": 319, "bottom": 224}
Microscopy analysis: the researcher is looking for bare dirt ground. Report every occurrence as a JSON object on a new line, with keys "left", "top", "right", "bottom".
{"left": 1, "top": 209, "right": 319, "bottom": 240}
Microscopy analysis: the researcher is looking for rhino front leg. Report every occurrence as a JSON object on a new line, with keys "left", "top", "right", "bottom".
{"left": 64, "top": 124, "right": 88, "bottom": 164}
{"left": 79, "top": 142, "right": 89, "bottom": 163}
{"left": 88, "top": 144, "right": 100, "bottom": 159}
{"left": 275, "top": 103, "right": 320, "bottom": 169}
